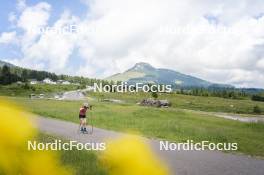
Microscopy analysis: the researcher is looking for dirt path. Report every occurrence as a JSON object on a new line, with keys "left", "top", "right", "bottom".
{"left": 213, "top": 113, "right": 264, "bottom": 123}
{"left": 34, "top": 116, "right": 264, "bottom": 175}
{"left": 181, "top": 109, "right": 264, "bottom": 123}
{"left": 60, "top": 90, "right": 87, "bottom": 100}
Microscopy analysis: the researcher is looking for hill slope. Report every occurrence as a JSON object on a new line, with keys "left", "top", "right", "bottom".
{"left": 0, "top": 59, "right": 104, "bottom": 86}
{"left": 106, "top": 62, "right": 231, "bottom": 88}
{"left": 0, "top": 60, "right": 15, "bottom": 67}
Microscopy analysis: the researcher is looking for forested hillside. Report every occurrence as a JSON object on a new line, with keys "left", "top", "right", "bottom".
{"left": 0, "top": 61, "right": 109, "bottom": 86}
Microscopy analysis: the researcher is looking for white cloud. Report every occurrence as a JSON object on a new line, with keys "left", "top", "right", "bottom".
{"left": 2, "top": 0, "right": 264, "bottom": 88}
{"left": 74, "top": 0, "right": 264, "bottom": 88}
{"left": 0, "top": 32, "right": 18, "bottom": 44}
{"left": 17, "top": 2, "right": 50, "bottom": 30}
{"left": 256, "top": 58, "right": 264, "bottom": 69}
{"left": 16, "top": 0, "right": 26, "bottom": 11}
{"left": 8, "top": 12, "right": 17, "bottom": 24}
{"left": 17, "top": 1, "right": 51, "bottom": 47}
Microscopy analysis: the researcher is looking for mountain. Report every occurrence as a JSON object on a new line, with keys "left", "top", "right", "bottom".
{"left": 0, "top": 60, "right": 15, "bottom": 67}
{"left": 106, "top": 62, "right": 232, "bottom": 88}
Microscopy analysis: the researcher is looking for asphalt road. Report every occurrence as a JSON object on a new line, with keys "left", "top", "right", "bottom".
{"left": 34, "top": 116, "right": 264, "bottom": 175}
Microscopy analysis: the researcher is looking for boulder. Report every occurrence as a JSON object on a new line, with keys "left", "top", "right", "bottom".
{"left": 140, "top": 98, "right": 171, "bottom": 107}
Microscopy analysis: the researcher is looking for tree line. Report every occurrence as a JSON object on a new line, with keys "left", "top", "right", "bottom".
{"left": 176, "top": 87, "right": 250, "bottom": 100}
{"left": 251, "top": 95, "right": 264, "bottom": 102}
{"left": 0, "top": 65, "right": 110, "bottom": 86}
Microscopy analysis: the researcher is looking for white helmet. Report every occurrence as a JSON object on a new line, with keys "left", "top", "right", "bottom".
{"left": 83, "top": 103, "right": 89, "bottom": 108}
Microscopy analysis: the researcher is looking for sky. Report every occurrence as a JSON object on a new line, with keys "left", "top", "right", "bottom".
{"left": 0, "top": 0, "right": 264, "bottom": 88}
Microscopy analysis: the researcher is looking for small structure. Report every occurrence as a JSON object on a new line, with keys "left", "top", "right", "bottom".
{"left": 57, "top": 80, "right": 64, "bottom": 84}
{"left": 140, "top": 98, "right": 171, "bottom": 108}
{"left": 29, "top": 79, "right": 38, "bottom": 85}
{"left": 43, "top": 78, "right": 56, "bottom": 84}
{"left": 62, "top": 81, "right": 71, "bottom": 85}
{"left": 86, "top": 85, "right": 95, "bottom": 91}
{"left": 30, "top": 94, "right": 36, "bottom": 99}
{"left": 30, "top": 94, "right": 45, "bottom": 99}
{"left": 57, "top": 80, "right": 71, "bottom": 85}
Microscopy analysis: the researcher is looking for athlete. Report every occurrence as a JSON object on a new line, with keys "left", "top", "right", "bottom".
{"left": 79, "top": 103, "right": 89, "bottom": 133}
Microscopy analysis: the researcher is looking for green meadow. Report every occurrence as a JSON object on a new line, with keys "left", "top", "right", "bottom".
{"left": 12, "top": 93, "right": 264, "bottom": 157}
{"left": 90, "top": 92, "right": 264, "bottom": 114}
{"left": 36, "top": 133, "right": 107, "bottom": 175}
{"left": 0, "top": 84, "right": 80, "bottom": 97}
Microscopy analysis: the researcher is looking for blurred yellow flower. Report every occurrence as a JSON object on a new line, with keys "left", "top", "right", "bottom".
{"left": 101, "top": 136, "right": 169, "bottom": 175}
{"left": 0, "top": 98, "right": 71, "bottom": 175}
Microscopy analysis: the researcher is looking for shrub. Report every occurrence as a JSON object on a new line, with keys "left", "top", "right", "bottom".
{"left": 151, "top": 92, "right": 158, "bottom": 99}
{"left": 252, "top": 95, "right": 264, "bottom": 102}
{"left": 253, "top": 105, "right": 261, "bottom": 114}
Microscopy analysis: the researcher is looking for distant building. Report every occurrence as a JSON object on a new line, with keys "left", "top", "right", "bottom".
{"left": 43, "top": 78, "right": 56, "bottom": 84}
{"left": 86, "top": 85, "right": 95, "bottom": 91}
{"left": 30, "top": 94, "right": 36, "bottom": 99}
{"left": 29, "top": 79, "right": 38, "bottom": 85}
{"left": 39, "top": 94, "right": 45, "bottom": 98}
{"left": 62, "top": 81, "right": 71, "bottom": 85}
{"left": 57, "top": 80, "right": 71, "bottom": 85}
{"left": 57, "top": 80, "right": 64, "bottom": 84}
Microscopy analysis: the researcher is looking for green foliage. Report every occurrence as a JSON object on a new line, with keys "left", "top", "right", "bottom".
{"left": 89, "top": 92, "right": 264, "bottom": 114}
{"left": 151, "top": 91, "right": 158, "bottom": 99}
{"left": 252, "top": 95, "right": 264, "bottom": 102}
{"left": 0, "top": 63, "right": 111, "bottom": 86}
{"left": 0, "top": 83, "right": 79, "bottom": 96}
{"left": 178, "top": 87, "right": 248, "bottom": 100}
{"left": 16, "top": 98, "right": 264, "bottom": 157}
{"left": 0, "top": 65, "right": 21, "bottom": 85}
{"left": 253, "top": 105, "right": 261, "bottom": 114}
{"left": 37, "top": 133, "right": 107, "bottom": 175}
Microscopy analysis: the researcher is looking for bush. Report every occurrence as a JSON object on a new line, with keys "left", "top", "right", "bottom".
{"left": 252, "top": 95, "right": 264, "bottom": 102}
{"left": 253, "top": 105, "right": 261, "bottom": 114}
{"left": 151, "top": 92, "right": 158, "bottom": 99}
{"left": 23, "top": 83, "right": 30, "bottom": 90}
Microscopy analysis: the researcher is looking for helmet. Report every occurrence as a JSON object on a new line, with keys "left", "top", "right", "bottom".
{"left": 83, "top": 103, "right": 89, "bottom": 108}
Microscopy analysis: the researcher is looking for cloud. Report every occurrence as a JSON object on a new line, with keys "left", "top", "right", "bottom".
{"left": 16, "top": 0, "right": 26, "bottom": 11}
{"left": 2, "top": 0, "right": 264, "bottom": 88}
{"left": 0, "top": 32, "right": 18, "bottom": 44}
{"left": 71, "top": 0, "right": 264, "bottom": 88}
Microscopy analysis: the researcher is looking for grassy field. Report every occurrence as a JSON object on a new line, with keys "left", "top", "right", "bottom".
{"left": 90, "top": 92, "right": 264, "bottom": 114}
{"left": 36, "top": 132, "right": 107, "bottom": 175}
{"left": 13, "top": 97, "right": 264, "bottom": 157}
{"left": 0, "top": 83, "right": 79, "bottom": 97}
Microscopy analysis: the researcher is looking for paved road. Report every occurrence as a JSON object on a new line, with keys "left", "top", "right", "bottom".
{"left": 60, "top": 90, "right": 87, "bottom": 100}
{"left": 34, "top": 116, "right": 264, "bottom": 175}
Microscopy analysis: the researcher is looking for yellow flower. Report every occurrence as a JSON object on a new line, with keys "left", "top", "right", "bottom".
{"left": 101, "top": 136, "right": 169, "bottom": 175}
{"left": 0, "top": 98, "right": 71, "bottom": 175}
{"left": 23, "top": 151, "right": 71, "bottom": 175}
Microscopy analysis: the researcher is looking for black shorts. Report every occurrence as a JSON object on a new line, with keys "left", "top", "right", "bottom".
{"left": 79, "top": 115, "right": 86, "bottom": 119}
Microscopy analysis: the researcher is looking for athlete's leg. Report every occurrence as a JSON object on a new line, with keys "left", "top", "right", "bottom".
{"left": 80, "top": 118, "right": 84, "bottom": 131}
{"left": 83, "top": 118, "right": 87, "bottom": 129}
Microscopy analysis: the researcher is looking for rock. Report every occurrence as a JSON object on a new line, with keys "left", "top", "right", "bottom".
{"left": 140, "top": 98, "right": 171, "bottom": 107}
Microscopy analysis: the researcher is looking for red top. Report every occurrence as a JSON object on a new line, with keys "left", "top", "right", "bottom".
{"left": 79, "top": 107, "right": 87, "bottom": 115}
